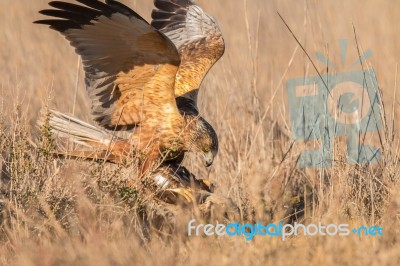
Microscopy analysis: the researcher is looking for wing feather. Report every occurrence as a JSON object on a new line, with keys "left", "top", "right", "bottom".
{"left": 151, "top": 0, "right": 225, "bottom": 104}
{"left": 35, "top": 0, "right": 182, "bottom": 131}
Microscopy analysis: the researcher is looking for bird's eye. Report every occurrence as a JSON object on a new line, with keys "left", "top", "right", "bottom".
{"left": 203, "top": 146, "right": 210, "bottom": 152}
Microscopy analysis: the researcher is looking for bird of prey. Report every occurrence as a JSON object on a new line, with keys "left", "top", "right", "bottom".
{"left": 35, "top": 0, "right": 225, "bottom": 175}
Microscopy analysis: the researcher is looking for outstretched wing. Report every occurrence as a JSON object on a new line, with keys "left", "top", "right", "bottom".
{"left": 35, "top": 0, "right": 182, "bottom": 130}
{"left": 151, "top": 0, "right": 225, "bottom": 105}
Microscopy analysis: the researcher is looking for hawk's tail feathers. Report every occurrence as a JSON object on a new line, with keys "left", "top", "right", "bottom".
{"left": 42, "top": 110, "right": 115, "bottom": 149}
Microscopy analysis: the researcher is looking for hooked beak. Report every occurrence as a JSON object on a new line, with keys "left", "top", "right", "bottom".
{"left": 204, "top": 151, "right": 214, "bottom": 167}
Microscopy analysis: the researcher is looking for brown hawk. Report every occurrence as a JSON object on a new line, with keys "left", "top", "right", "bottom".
{"left": 35, "top": 0, "right": 224, "bottom": 175}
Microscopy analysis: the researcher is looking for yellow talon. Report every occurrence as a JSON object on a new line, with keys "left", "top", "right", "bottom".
{"left": 167, "top": 187, "right": 195, "bottom": 203}
{"left": 202, "top": 179, "right": 212, "bottom": 188}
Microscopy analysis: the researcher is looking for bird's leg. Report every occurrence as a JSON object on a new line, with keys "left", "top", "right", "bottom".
{"left": 138, "top": 150, "right": 160, "bottom": 178}
{"left": 165, "top": 187, "right": 195, "bottom": 203}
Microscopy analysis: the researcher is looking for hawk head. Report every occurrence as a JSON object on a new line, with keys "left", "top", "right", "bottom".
{"left": 186, "top": 117, "right": 218, "bottom": 167}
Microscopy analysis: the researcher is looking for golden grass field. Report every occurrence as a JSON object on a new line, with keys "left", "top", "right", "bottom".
{"left": 1, "top": 0, "right": 400, "bottom": 265}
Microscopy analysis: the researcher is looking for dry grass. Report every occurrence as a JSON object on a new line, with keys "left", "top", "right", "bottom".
{"left": 1, "top": 0, "right": 400, "bottom": 265}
